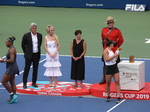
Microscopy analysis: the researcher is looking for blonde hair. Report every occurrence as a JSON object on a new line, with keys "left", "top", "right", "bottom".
{"left": 45, "top": 25, "right": 59, "bottom": 44}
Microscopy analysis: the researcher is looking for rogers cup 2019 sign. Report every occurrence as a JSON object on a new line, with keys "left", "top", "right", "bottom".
{"left": 125, "top": 4, "right": 146, "bottom": 11}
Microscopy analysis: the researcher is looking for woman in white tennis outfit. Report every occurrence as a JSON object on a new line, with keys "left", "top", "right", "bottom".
{"left": 43, "top": 25, "right": 62, "bottom": 88}
{"left": 103, "top": 40, "right": 121, "bottom": 103}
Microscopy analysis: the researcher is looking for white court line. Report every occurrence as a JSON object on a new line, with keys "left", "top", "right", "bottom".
{"left": 1, "top": 54, "right": 150, "bottom": 83}
{"left": 0, "top": 56, "right": 6, "bottom": 86}
{"left": 17, "top": 53, "right": 150, "bottom": 60}
{"left": 15, "top": 58, "right": 46, "bottom": 76}
{"left": 0, "top": 58, "right": 46, "bottom": 86}
{"left": 1, "top": 54, "right": 150, "bottom": 84}
{"left": 106, "top": 99, "right": 126, "bottom": 112}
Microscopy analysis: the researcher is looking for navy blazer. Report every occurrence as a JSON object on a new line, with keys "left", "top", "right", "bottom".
{"left": 21, "top": 32, "right": 42, "bottom": 59}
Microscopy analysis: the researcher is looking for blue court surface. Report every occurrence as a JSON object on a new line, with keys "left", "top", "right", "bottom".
{"left": 0, "top": 54, "right": 150, "bottom": 112}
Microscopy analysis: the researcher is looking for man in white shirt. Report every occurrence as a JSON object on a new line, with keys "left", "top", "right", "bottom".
{"left": 21, "top": 23, "right": 42, "bottom": 89}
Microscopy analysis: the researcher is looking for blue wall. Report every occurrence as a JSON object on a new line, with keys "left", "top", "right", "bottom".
{"left": 0, "top": 0, "right": 150, "bottom": 10}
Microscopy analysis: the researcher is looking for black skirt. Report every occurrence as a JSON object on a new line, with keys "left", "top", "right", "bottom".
{"left": 104, "top": 64, "right": 119, "bottom": 75}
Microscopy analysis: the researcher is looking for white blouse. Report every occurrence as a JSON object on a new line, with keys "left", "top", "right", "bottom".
{"left": 104, "top": 48, "right": 116, "bottom": 66}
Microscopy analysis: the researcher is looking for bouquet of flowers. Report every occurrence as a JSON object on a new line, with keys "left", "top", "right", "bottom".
{"left": 115, "top": 48, "right": 122, "bottom": 54}
{"left": 112, "top": 48, "right": 122, "bottom": 62}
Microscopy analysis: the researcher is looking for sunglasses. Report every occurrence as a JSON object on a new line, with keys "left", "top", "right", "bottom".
{"left": 107, "top": 22, "right": 114, "bottom": 24}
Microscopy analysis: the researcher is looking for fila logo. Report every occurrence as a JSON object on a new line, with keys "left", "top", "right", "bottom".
{"left": 125, "top": 4, "right": 146, "bottom": 11}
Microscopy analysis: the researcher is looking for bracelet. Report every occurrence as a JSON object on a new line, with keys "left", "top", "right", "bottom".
{"left": 55, "top": 51, "right": 58, "bottom": 53}
{"left": 4, "top": 59, "right": 6, "bottom": 63}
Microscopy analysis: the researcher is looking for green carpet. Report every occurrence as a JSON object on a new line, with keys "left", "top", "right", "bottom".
{"left": 0, "top": 6, "right": 150, "bottom": 58}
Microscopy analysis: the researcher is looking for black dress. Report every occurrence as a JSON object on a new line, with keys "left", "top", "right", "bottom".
{"left": 5, "top": 47, "right": 19, "bottom": 75}
{"left": 71, "top": 39, "right": 85, "bottom": 80}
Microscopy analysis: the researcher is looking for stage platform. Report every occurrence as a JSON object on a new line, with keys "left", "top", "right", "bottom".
{"left": 16, "top": 81, "right": 91, "bottom": 96}
{"left": 90, "top": 82, "right": 150, "bottom": 100}
{"left": 17, "top": 81, "right": 150, "bottom": 100}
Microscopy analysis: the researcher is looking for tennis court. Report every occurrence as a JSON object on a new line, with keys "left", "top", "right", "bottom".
{"left": 0, "top": 55, "right": 150, "bottom": 112}
{"left": 0, "top": 6, "right": 150, "bottom": 112}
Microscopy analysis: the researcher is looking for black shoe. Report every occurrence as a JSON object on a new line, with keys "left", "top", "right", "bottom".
{"left": 32, "top": 83, "right": 38, "bottom": 88}
{"left": 106, "top": 96, "right": 111, "bottom": 102}
{"left": 99, "top": 78, "right": 106, "bottom": 84}
{"left": 23, "top": 84, "right": 27, "bottom": 89}
{"left": 116, "top": 97, "right": 121, "bottom": 104}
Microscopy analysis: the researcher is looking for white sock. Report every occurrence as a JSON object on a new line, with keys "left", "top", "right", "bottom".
{"left": 10, "top": 92, "right": 13, "bottom": 95}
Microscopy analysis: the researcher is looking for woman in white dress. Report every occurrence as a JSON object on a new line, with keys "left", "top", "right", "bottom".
{"left": 43, "top": 25, "right": 62, "bottom": 87}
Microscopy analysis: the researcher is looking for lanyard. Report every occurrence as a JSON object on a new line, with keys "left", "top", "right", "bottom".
{"left": 106, "top": 28, "right": 115, "bottom": 36}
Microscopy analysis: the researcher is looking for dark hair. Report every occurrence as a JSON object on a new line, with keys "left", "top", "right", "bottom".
{"left": 7, "top": 36, "right": 16, "bottom": 43}
{"left": 74, "top": 30, "right": 82, "bottom": 36}
{"left": 106, "top": 40, "right": 114, "bottom": 47}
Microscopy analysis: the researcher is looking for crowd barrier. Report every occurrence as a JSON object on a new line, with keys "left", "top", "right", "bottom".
{"left": 0, "top": 0, "right": 150, "bottom": 10}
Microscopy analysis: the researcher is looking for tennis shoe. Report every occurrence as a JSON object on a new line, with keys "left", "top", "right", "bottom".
{"left": 6, "top": 94, "right": 18, "bottom": 104}
{"left": 116, "top": 97, "right": 121, "bottom": 104}
{"left": 106, "top": 96, "right": 111, "bottom": 102}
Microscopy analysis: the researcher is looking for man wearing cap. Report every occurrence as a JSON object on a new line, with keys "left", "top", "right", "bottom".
{"left": 21, "top": 23, "right": 42, "bottom": 89}
{"left": 99, "top": 16, "right": 124, "bottom": 84}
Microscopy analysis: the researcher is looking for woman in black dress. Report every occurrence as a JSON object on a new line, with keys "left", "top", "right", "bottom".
{"left": 70, "top": 30, "right": 86, "bottom": 88}
{"left": 0, "top": 36, "right": 19, "bottom": 104}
